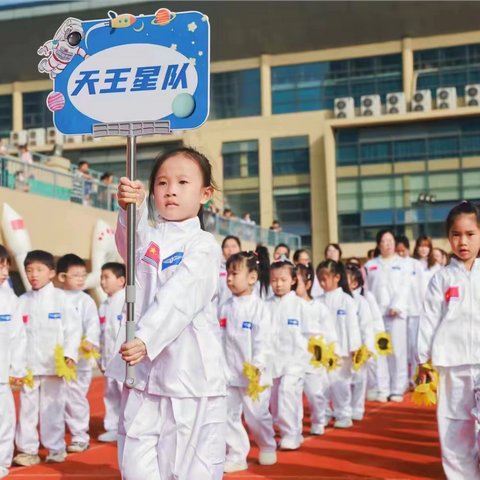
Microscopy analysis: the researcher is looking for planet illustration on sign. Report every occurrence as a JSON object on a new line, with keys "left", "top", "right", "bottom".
{"left": 172, "top": 93, "right": 196, "bottom": 118}
{"left": 151, "top": 8, "right": 176, "bottom": 26}
{"left": 46, "top": 91, "right": 65, "bottom": 112}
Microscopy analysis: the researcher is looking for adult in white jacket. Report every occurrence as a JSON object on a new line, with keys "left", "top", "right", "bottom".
{"left": 0, "top": 246, "right": 27, "bottom": 479}
{"left": 417, "top": 201, "right": 480, "bottom": 480}
{"left": 365, "top": 231, "right": 409, "bottom": 402}
{"left": 107, "top": 149, "right": 226, "bottom": 480}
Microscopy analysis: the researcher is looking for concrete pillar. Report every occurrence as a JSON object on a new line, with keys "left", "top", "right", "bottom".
{"left": 12, "top": 82, "right": 23, "bottom": 131}
{"left": 402, "top": 37, "right": 414, "bottom": 103}
{"left": 260, "top": 54, "right": 272, "bottom": 117}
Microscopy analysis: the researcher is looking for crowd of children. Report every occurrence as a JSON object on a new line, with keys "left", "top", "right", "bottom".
{"left": 0, "top": 145, "right": 477, "bottom": 480}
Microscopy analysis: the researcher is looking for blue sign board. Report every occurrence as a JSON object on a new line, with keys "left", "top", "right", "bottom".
{"left": 37, "top": 8, "right": 210, "bottom": 134}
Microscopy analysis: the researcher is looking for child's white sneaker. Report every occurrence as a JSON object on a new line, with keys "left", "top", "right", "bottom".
{"left": 224, "top": 462, "right": 247, "bottom": 473}
{"left": 280, "top": 437, "right": 300, "bottom": 450}
{"left": 334, "top": 418, "right": 353, "bottom": 429}
{"left": 389, "top": 394, "right": 404, "bottom": 403}
{"left": 324, "top": 415, "right": 333, "bottom": 426}
{"left": 259, "top": 451, "right": 277, "bottom": 466}
{"left": 46, "top": 451, "right": 67, "bottom": 463}
{"left": 352, "top": 413, "right": 364, "bottom": 421}
{"left": 67, "top": 442, "right": 90, "bottom": 453}
{"left": 13, "top": 453, "right": 41, "bottom": 466}
{"left": 98, "top": 431, "right": 118, "bottom": 442}
{"left": 0, "top": 466, "right": 8, "bottom": 478}
{"left": 377, "top": 394, "right": 389, "bottom": 403}
{"left": 310, "top": 424, "right": 325, "bottom": 435}
{"left": 367, "top": 391, "right": 378, "bottom": 402}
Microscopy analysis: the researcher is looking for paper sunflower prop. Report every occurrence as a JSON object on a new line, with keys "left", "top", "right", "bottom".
{"left": 78, "top": 336, "right": 101, "bottom": 361}
{"left": 412, "top": 361, "right": 439, "bottom": 407}
{"left": 353, "top": 344, "right": 371, "bottom": 371}
{"left": 54, "top": 345, "right": 77, "bottom": 382}
{"left": 308, "top": 335, "right": 332, "bottom": 369}
{"left": 9, "top": 367, "right": 34, "bottom": 388}
{"left": 375, "top": 332, "right": 393, "bottom": 356}
{"left": 243, "top": 362, "right": 270, "bottom": 402}
{"left": 326, "top": 350, "right": 341, "bottom": 373}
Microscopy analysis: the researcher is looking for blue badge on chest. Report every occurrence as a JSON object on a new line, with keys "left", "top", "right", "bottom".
{"left": 392, "top": 266, "right": 401, "bottom": 271}
{"left": 0, "top": 315, "right": 11, "bottom": 322}
{"left": 117, "top": 315, "right": 122, "bottom": 321}
{"left": 337, "top": 310, "right": 346, "bottom": 315}
{"left": 288, "top": 319, "right": 299, "bottom": 326}
{"left": 242, "top": 321, "right": 253, "bottom": 330}
{"left": 162, "top": 252, "right": 184, "bottom": 270}
{"left": 48, "top": 313, "right": 61, "bottom": 320}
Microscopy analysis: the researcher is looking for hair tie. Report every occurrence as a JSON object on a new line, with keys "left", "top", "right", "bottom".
{"left": 253, "top": 251, "right": 258, "bottom": 256}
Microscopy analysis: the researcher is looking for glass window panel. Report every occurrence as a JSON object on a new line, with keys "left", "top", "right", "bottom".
{"left": 462, "top": 171, "right": 480, "bottom": 200}
{"left": 0, "top": 95, "right": 12, "bottom": 137}
{"left": 224, "top": 191, "right": 260, "bottom": 224}
{"left": 222, "top": 141, "right": 259, "bottom": 179}
{"left": 428, "top": 173, "right": 460, "bottom": 201}
{"left": 273, "top": 190, "right": 311, "bottom": 245}
{"left": 360, "top": 142, "right": 390, "bottom": 164}
{"left": 394, "top": 139, "right": 426, "bottom": 162}
{"left": 361, "top": 178, "right": 393, "bottom": 210}
{"left": 337, "top": 179, "right": 359, "bottom": 213}
{"left": 272, "top": 136, "right": 310, "bottom": 175}
{"left": 429, "top": 137, "right": 459, "bottom": 159}
{"left": 337, "top": 145, "right": 358, "bottom": 166}
{"left": 23, "top": 91, "right": 54, "bottom": 129}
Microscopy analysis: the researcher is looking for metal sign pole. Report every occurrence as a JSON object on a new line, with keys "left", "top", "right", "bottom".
{"left": 93, "top": 120, "right": 171, "bottom": 389}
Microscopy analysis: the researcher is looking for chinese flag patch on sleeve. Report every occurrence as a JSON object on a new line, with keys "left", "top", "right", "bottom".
{"left": 445, "top": 286, "right": 460, "bottom": 303}
{"left": 219, "top": 318, "right": 227, "bottom": 328}
{"left": 22, "top": 315, "right": 28, "bottom": 324}
{"left": 142, "top": 242, "right": 160, "bottom": 270}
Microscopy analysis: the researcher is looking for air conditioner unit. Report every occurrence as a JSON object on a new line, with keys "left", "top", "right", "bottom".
{"left": 386, "top": 92, "right": 406, "bottom": 115}
{"left": 412, "top": 90, "right": 432, "bottom": 112}
{"left": 46, "top": 126, "right": 64, "bottom": 145}
{"left": 64, "top": 135, "right": 83, "bottom": 144}
{"left": 27, "top": 128, "right": 46, "bottom": 147}
{"left": 334, "top": 97, "right": 354, "bottom": 119}
{"left": 360, "top": 94, "right": 381, "bottom": 117}
{"left": 436, "top": 87, "right": 457, "bottom": 109}
{"left": 465, "top": 84, "right": 480, "bottom": 106}
{"left": 9, "top": 130, "right": 27, "bottom": 147}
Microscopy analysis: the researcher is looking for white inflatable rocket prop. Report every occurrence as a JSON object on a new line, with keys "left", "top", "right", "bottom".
{"left": 85, "top": 219, "right": 122, "bottom": 303}
{"left": 1, "top": 203, "right": 33, "bottom": 291}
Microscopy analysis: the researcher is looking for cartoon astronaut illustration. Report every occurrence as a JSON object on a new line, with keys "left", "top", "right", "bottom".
{"left": 38, "top": 17, "right": 88, "bottom": 79}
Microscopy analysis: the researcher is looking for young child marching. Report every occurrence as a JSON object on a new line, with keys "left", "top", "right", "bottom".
{"left": 14, "top": 250, "right": 82, "bottom": 466}
{"left": 0, "top": 246, "right": 27, "bottom": 479}
{"left": 417, "top": 201, "right": 480, "bottom": 479}
{"left": 57, "top": 254, "right": 100, "bottom": 453}
{"left": 317, "top": 260, "right": 361, "bottom": 428}
{"left": 217, "top": 236, "right": 241, "bottom": 312}
{"left": 294, "top": 263, "right": 337, "bottom": 435}
{"left": 219, "top": 252, "right": 276, "bottom": 473}
{"left": 106, "top": 147, "right": 226, "bottom": 480}
{"left": 97, "top": 262, "right": 125, "bottom": 443}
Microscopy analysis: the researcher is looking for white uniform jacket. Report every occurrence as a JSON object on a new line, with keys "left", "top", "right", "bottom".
{"left": 364, "top": 291, "right": 387, "bottom": 335}
{"left": 18, "top": 282, "right": 82, "bottom": 375}
{"left": 402, "top": 256, "right": 426, "bottom": 317}
{"left": 219, "top": 294, "right": 272, "bottom": 387}
{"left": 417, "top": 257, "right": 480, "bottom": 367}
{"left": 419, "top": 258, "right": 442, "bottom": 293}
{"left": 107, "top": 201, "right": 225, "bottom": 398}
{"left": 365, "top": 255, "right": 409, "bottom": 319}
{"left": 352, "top": 289, "right": 376, "bottom": 353}
{"left": 319, "top": 287, "right": 362, "bottom": 358}
{"left": 65, "top": 290, "right": 100, "bottom": 371}
{"left": 0, "top": 288, "right": 27, "bottom": 383}
{"left": 99, "top": 288, "right": 125, "bottom": 372}
{"left": 216, "top": 261, "right": 232, "bottom": 314}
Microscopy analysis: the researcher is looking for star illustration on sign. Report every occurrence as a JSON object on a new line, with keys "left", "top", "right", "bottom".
{"left": 201, "top": 15, "right": 208, "bottom": 22}
{"left": 189, "top": 58, "right": 196, "bottom": 66}
{"left": 170, "top": 43, "right": 177, "bottom": 50}
{"left": 187, "top": 21, "right": 197, "bottom": 32}
{"left": 199, "top": 51, "right": 203, "bottom": 56}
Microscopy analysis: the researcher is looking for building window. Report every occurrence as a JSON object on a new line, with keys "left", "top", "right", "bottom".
{"left": 222, "top": 140, "right": 259, "bottom": 179}
{"left": 274, "top": 187, "right": 311, "bottom": 246}
{"left": 224, "top": 190, "right": 260, "bottom": 224}
{"left": 0, "top": 95, "right": 12, "bottom": 137}
{"left": 271, "top": 54, "right": 402, "bottom": 114}
{"left": 415, "top": 43, "right": 480, "bottom": 97}
{"left": 272, "top": 136, "right": 309, "bottom": 175}
{"left": 23, "top": 91, "right": 54, "bottom": 130}
{"left": 210, "top": 69, "right": 261, "bottom": 120}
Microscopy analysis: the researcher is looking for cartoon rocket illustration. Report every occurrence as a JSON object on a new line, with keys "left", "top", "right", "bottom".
{"left": 85, "top": 10, "right": 136, "bottom": 48}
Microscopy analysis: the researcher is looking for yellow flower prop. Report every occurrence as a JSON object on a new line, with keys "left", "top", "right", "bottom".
{"left": 353, "top": 344, "right": 371, "bottom": 371}
{"left": 9, "top": 367, "right": 34, "bottom": 388}
{"left": 243, "top": 362, "right": 270, "bottom": 402}
{"left": 412, "top": 361, "right": 439, "bottom": 407}
{"left": 376, "top": 332, "right": 393, "bottom": 356}
{"left": 54, "top": 345, "right": 77, "bottom": 382}
{"left": 308, "top": 335, "right": 332, "bottom": 369}
{"left": 326, "top": 351, "right": 341, "bottom": 373}
{"left": 78, "top": 336, "right": 101, "bottom": 361}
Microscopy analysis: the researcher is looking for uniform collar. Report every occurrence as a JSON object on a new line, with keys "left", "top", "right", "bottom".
{"left": 108, "top": 288, "right": 125, "bottom": 304}
{"left": 325, "top": 287, "right": 343, "bottom": 298}
{"left": 32, "top": 281, "right": 54, "bottom": 296}
{"left": 450, "top": 256, "right": 480, "bottom": 272}
{"left": 157, "top": 215, "right": 200, "bottom": 233}
{"left": 274, "top": 290, "right": 296, "bottom": 302}
{"left": 353, "top": 288, "right": 362, "bottom": 298}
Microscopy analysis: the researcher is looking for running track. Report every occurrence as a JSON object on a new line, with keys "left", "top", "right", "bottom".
{"left": 9, "top": 377, "right": 445, "bottom": 479}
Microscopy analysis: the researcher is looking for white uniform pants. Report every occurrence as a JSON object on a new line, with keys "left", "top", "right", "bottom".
{"left": 304, "top": 370, "right": 329, "bottom": 428}
{"left": 270, "top": 375, "right": 303, "bottom": 443}
{"left": 437, "top": 365, "right": 480, "bottom": 480}
{"left": 104, "top": 376, "right": 123, "bottom": 433}
{"left": 384, "top": 316, "right": 408, "bottom": 396}
{"left": 118, "top": 388, "right": 226, "bottom": 480}
{"left": 0, "top": 384, "right": 15, "bottom": 468}
{"left": 226, "top": 386, "right": 276, "bottom": 466}
{"left": 351, "top": 367, "right": 367, "bottom": 417}
{"left": 16, "top": 376, "right": 66, "bottom": 455}
{"left": 65, "top": 369, "right": 92, "bottom": 443}
{"left": 326, "top": 357, "right": 353, "bottom": 421}
{"left": 407, "top": 316, "right": 419, "bottom": 386}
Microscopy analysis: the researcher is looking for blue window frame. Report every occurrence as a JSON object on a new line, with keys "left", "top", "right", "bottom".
{"left": 222, "top": 141, "right": 259, "bottom": 179}
{"left": 23, "top": 91, "right": 54, "bottom": 130}
{"left": 272, "top": 136, "right": 309, "bottom": 175}
{"left": 0, "top": 95, "right": 12, "bottom": 137}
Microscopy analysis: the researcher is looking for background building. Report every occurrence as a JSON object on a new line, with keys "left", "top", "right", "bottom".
{"left": 1, "top": 0, "right": 480, "bottom": 262}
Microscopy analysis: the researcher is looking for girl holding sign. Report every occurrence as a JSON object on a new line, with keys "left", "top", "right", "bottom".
{"left": 107, "top": 147, "right": 226, "bottom": 480}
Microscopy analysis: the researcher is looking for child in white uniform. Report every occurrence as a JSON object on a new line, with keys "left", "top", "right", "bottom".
{"left": 318, "top": 260, "right": 361, "bottom": 429}
{"left": 57, "top": 254, "right": 100, "bottom": 453}
{"left": 107, "top": 147, "right": 226, "bottom": 480}
{"left": 0, "top": 246, "right": 27, "bottom": 479}
{"left": 14, "top": 250, "right": 82, "bottom": 466}
{"left": 98, "top": 262, "right": 125, "bottom": 443}
{"left": 417, "top": 201, "right": 480, "bottom": 480}
{"left": 217, "top": 236, "right": 241, "bottom": 313}
{"left": 413, "top": 235, "right": 443, "bottom": 287}
{"left": 293, "top": 250, "right": 324, "bottom": 298}
{"left": 219, "top": 252, "right": 276, "bottom": 473}
{"left": 365, "top": 231, "right": 409, "bottom": 402}
{"left": 295, "top": 263, "right": 337, "bottom": 435}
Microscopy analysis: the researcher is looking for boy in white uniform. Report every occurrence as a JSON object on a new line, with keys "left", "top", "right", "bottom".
{"left": 57, "top": 254, "right": 100, "bottom": 453}
{"left": 97, "top": 262, "right": 125, "bottom": 443}
{"left": 0, "top": 246, "right": 27, "bottom": 479}
{"left": 13, "top": 250, "right": 82, "bottom": 466}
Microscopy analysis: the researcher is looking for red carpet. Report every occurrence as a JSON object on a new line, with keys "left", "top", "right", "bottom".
{"left": 9, "top": 377, "right": 445, "bottom": 479}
